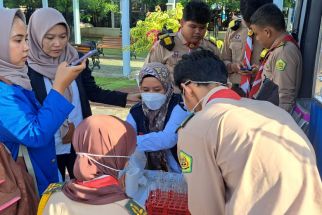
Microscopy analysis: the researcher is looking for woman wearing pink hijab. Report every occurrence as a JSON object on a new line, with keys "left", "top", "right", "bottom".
{"left": 27, "top": 8, "right": 140, "bottom": 181}
{"left": 39, "top": 115, "right": 137, "bottom": 215}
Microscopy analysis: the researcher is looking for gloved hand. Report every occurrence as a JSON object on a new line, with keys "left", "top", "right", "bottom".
{"left": 118, "top": 149, "right": 147, "bottom": 179}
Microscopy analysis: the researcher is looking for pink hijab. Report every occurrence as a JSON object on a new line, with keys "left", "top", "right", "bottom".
{"left": 0, "top": 9, "right": 31, "bottom": 90}
{"left": 27, "top": 7, "right": 78, "bottom": 80}
{"left": 63, "top": 115, "right": 137, "bottom": 205}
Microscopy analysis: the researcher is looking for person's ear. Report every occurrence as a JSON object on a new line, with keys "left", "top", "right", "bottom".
{"left": 181, "top": 83, "right": 193, "bottom": 97}
{"left": 264, "top": 27, "right": 272, "bottom": 38}
{"left": 180, "top": 19, "right": 185, "bottom": 27}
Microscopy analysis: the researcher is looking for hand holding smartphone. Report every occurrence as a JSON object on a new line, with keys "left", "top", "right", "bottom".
{"left": 69, "top": 49, "right": 98, "bottom": 66}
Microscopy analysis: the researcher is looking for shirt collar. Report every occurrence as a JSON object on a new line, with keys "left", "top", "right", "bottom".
{"left": 201, "top": 86, "right": 228, "bottom": 108}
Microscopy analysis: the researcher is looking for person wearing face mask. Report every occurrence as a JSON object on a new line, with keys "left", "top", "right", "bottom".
{"left": 144, "top": 1, "right": 220, "bottom": 92}
{"left": 0, "top": 8, "right": 86, "bottom": 196}
{"left": 27, "top": 8, "right": 140, "bottom": 182}
{"left": 173, "top": 50, "right": 322, "bottom": 215}
{"left": 126, "top": 62, "right": 189, "bottom": 173}
{"left": 37, "top": 115, "right": 138, "bottom": 215}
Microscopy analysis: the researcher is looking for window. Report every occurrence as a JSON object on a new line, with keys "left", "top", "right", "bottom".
{"left": 313, "top": 17, "right": 322, "bottom": 103}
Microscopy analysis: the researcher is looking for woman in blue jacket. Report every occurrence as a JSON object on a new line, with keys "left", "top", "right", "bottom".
{"left": 126, "top": 63, "right": 189, "bottom": 173}
{"left": 0, "top": 8, "right": 85, "bottom": 195}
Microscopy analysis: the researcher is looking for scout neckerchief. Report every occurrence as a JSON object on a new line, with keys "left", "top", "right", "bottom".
{"left": 207, "top": 88, "right": 241, "bottom": 103}
{"left": 176, "top": 88, "right": 241, "bottom": 133}
{"left": 75, "top": 175, "right": 119, "bottom": 188}
{"left": 240, "top": 29, "right": 254, "bottom": 96}
{"left": 248, "top": 34, "right": 298, "bottom": 99}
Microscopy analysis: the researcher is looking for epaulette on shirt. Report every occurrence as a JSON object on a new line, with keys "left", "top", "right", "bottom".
{"left": 204, "top": 37, "right": 217, "bottom": 47}
{"left": 37, "top": 183, "right": 64, "bottom": 215}
{"left": 228, "top": 19, "right": 242, "bottom": 31}
{"left": 158, "top": 31, "right": 176, "bottom": 51}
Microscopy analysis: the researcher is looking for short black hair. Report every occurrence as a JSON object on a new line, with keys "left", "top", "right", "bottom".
{"left": 240, "top": 0, "right": 273, "bottom": 23}
{"left": 250, "top": 3, "right": 286, "bottom": 31}
{"left": 174, "top": 50, "right": 227, "bottom": 90}
{"left": 182, "top": 1, "right": 211, "bottom": 24}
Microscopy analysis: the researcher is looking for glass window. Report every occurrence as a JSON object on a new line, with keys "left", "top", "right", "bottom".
{"left": 313, "top": 17, "right": 322, "bottom": 103}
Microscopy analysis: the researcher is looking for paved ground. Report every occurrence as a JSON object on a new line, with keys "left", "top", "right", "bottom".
{"left": 90, "top": 56, "right": 145, "bottom": 78}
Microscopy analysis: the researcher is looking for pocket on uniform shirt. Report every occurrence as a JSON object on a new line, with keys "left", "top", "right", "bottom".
{"left": 229, "top": 42, "right": 243, "bottom": 62}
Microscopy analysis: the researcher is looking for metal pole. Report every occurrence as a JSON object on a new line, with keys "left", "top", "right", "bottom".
{"left": 121, "top": 0, "right": 131, "bottom": 77}
{"left": 42, "top": 0, "right": 48, "bottom": 8}
{"left": 72, "top": 0, "right": 81, "bottom": 44}
{"left": 111, "top": 1, "right": 115, "bottom": 28}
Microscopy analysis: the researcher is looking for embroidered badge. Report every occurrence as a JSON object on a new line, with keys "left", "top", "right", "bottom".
{"left": 179, "top": 150, "right": 193, "bottom": 173}
{"left": 125, "top": 199, "right": 147, "bottom": 215}
{"left": 275, "top": 59, "right": 286, "bottom": 71}
{"left": 42, "top": 182, "right": 64, "bottom": 195}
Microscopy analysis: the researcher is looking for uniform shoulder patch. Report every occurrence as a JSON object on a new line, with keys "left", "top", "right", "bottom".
{"left": 42, "top": 182, "right": 64, "bottom": 195}
{"left": 275, "top": 59, "right": 287, "bottom": 71}
{"left": 125, "top": 199, "right": 147, "bottom": 215}
{"left": 204, "top": 37, "right": 217, "bottom": 47}
{"left": 179, "top": 150, "right": 193, "bottom": 173}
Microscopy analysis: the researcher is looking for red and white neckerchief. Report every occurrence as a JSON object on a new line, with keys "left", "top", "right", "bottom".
{"left": 248, "top": 34, "right": 299, "bottom": 98}
{"left": 240, "top": 29, "right": 254, "bottom": 96}
{"left": 75, "top": 175, "right": 119, "bottom": 188}
{"left": 206, "top": 88, "right": 241, "bottom": 104}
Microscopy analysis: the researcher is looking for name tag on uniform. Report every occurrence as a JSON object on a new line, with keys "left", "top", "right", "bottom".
{"left": 234, "top": 34, "right": 241, "bottom": 40}
{"left": 172, "top": 50, "right": 179, "bottom": 58}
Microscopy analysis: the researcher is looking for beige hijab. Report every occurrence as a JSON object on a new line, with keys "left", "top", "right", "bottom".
{"left": 0, "top": 9, "right": 31, "bottom": 90}
{"left": 27, "top": 8, "right": 79, "bottom": 138}
{"left": 63, "top": 115, "right": 137, "bottom": 205}
{"left": 27, "top": 7, "right": 78, "bottom": 80}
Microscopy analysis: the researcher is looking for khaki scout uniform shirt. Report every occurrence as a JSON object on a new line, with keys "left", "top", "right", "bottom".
{"left": 145, "top": 31, "right": 220, "bottom": 86}
{"left": 263, "top": 40, "right": 302, "bottom": 112}
{"left": 221, "top": 22, "right": 263, "bottom": 84}
{"left": 43, "top": 191, "right": 130, "bottom": 215}
{"left": 177, "top": 86, "right": 322, "bottom": 215}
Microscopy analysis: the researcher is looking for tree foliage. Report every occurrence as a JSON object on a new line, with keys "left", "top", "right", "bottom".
{"left": 130, "top": 3, "right": 183, "bottom": 54}
{"left": 80, "top": 0, "right": 118, "bottom": 26}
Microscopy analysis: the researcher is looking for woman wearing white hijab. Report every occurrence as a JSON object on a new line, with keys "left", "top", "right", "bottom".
{"left": 0, "top": 8, "right": 85, "bottom": 195}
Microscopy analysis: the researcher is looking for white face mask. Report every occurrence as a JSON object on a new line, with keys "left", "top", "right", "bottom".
{"left": 77, "top": 152, "right": 130, "bottom": 172}
{"left": 141, "top": 92, "right": 167, "bottom": 110}
{"left": 182, "top": 80, "right": 227, "bottom": 113}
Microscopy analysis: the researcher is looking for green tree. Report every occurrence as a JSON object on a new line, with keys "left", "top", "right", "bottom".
{"left": 130, "top": 3, "right": 183, "bottom": 54}
{"left": 80, "top": 0, "right": 118, "bottom": 26}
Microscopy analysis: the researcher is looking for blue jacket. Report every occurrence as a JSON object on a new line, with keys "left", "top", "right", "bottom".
{"left": 0, "top": 82, "right": 73, "bottom": 194}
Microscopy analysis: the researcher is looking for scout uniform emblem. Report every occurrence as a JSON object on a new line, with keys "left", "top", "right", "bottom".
{"left": 275, "top": 59, "right": 286, "bottom": 71}
{"left": 125, "top": 199, "right": 147, "bottom": 215}
{"left": 179, "top": 150, "right": 193, "bottom": 173}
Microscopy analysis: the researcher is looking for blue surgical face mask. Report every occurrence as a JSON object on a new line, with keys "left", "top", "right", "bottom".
{"left": 141, "top": 92, "right": 167, "bottom": 110}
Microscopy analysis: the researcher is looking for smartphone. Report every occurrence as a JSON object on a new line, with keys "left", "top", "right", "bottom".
{"left": 69, "top": 49, "right": 98, "bottom": 66}
{"left": 240, "top": 67, "right": 253, "bottom": 71}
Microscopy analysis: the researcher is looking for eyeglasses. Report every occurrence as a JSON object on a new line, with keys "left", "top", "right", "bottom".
{"left": 180, "top": 80, "right": 227, "bottom": 93}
